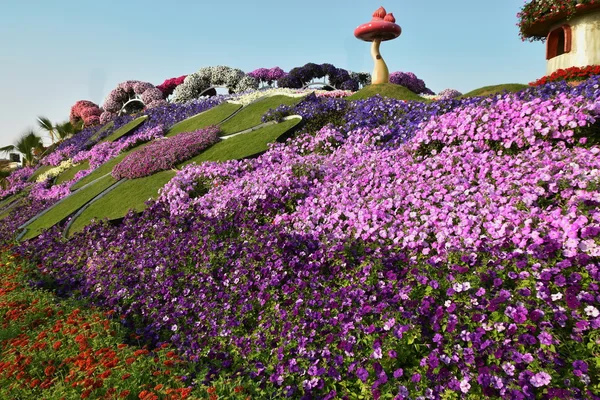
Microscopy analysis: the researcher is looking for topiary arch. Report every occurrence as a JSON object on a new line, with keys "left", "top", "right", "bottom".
{"left": 171, "top": 66, "right": 259, "bottom": 103}
{"left": 100, "top": 80, "right": 167, "bottom": 124}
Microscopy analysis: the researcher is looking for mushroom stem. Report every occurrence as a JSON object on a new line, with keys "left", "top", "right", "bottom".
{"left": 370, "top": 39, "right": 389, "bottom": 84}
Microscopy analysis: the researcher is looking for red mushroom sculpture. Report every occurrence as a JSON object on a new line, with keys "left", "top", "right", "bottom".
{"left": 354, "top": 6, "right": 402, "bottom": 85}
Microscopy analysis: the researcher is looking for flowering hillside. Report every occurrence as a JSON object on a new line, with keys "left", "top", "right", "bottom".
{"left": 0, "top": 75, "right": 595, "bottom": 399}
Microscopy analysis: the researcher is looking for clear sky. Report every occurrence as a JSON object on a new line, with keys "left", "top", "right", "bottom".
{"left": 0, "top": 0, "right": 544, "bottom": 148}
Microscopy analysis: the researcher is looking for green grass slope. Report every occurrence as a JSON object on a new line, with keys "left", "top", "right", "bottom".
{"left": 28, "top": 165, "right": 53, "bottom": 182}
{"left": 55, "top": 160, "right": 90, "bottom": 185}
{"left": 70, "top": 153, "right": 128, "bottom": 191}
{"left": 20, "top": 174, "right": 117, "bottom": 241}
{"left": 346, "top": 83, "right": 428, "bottom": 102}
{"left": 100, "top": 116, "right": 148, "bottom": 143}
{"left": 219, "top": 95, "right": 304, "bottom": 135}
{"left": 460, "top": 83, "right": 528, "bottom": 98}
{"left": 166, "top": 103, "right": 241, "bottom": 137}
{"left": 67, "top": 118, "right": 301, "bottom": 234}
{"left": 88, "top": 121, "right": 115, "bottom": 142}
{"left": 67, "top": 171, "right": 176, "bottom": 236}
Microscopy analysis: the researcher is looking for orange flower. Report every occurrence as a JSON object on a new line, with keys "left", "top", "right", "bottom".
{"left": 154, "top": 384, "right": 164, "bottom": 391}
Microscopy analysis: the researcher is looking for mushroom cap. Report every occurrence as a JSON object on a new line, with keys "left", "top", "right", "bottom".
{"left": 354, "top": 20, "right": 401, "bottom": 42}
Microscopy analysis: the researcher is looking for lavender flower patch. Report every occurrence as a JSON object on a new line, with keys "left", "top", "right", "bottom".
{"left": 12, "top": 78, "right": 600, "bottom": 398}
{"left": 111, "top": 126, "right": 220, "bottom": 180}
{"left": 0, "top": 166, "right": 35, "bottom": 200}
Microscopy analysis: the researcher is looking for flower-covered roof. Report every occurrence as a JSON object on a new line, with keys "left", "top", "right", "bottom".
{"left": 518, "top": 0, "right": 600, "bottom": 41}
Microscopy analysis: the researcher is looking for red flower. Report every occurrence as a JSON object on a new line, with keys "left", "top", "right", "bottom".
{"left": 53, "top": 341, "right": 62, "bottom": 350}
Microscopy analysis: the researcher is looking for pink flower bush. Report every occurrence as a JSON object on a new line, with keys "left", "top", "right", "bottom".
{"left": 315, "top": 90, "right": 354, "bottom": 98}
{"left": 248, "top": 67, "right": 287, "bottom": 86}
{"left": 69, "top": 100, "right": 103, "bottom": 127}
{"left": 157, "top": 75, "right": 187, "bottom": 98}
{"left": 112, "top": 126, "right": 220, "bottom": 180}
{"left": 100, "top": 80, "right": 167, "bottom": 123}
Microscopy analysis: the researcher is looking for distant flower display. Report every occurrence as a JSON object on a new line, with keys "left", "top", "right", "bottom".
{"left": 389, "top": 71, "right": 434, "bottom": 95}
{"left": 171, "top": 66, "right": 259, "bottom": 103}
{"left": 70, "top": 100, "right": 103, "bottom": 127}
{"left": 247, "top": 67, "right": 287, "bottom": 86}
{"left": 276, "top": 62, "right": 363, "bottom": 91}
{"left": 111, "top": 126, "right": 220, "bottom": 179}
{"left": 436, "top": 88, "right": 463, "bottom": 100}
{"left": 100, "top": 80, "right": 167, "bottom": 123}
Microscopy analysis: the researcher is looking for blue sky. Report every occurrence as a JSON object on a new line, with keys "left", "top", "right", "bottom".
{"left": 0, "top": 0, "right": 544, "bottom": 148}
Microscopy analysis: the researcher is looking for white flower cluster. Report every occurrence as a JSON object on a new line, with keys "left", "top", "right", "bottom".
{"left": 228, "top": 88, "right": 307, "bottom": 106}
{"left": 36, "top": 159, "right": 76, "bottom": 183}
{"left": 171, "top": 66, "right": 259, "bottom": 103}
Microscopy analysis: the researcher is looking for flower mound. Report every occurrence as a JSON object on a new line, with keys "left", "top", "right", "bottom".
{"left": 100, "top": 80, "right": 167, "bottom": 124}
{"left": 171, "top": 66, "right": 259, "bottom": 103}
{"left": 69, "top": 100, "right": 103, "bottom": 127}
{"left": 247, "top": 67, "right": 286, "bottom": 86}
{"left": 111, "top": 126, "right": 220, "bottom": 180}
{"left": 389, "top": 71, "right": 434, "bottom": 95}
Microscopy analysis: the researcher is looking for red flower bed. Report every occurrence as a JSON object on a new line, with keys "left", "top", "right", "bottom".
{"left": 529, "top": 64, "right": 600, "bottom": 86}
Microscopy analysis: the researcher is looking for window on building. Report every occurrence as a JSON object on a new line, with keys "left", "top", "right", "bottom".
{"left": 546, "top": 25, "right": 572, "bottom": 60}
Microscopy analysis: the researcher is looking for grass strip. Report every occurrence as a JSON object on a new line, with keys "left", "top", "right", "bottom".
{"left": 67, "top": 171, "right": 175, "bottom": 236}
{"left": 55, "top": 160, "right": 90, "bottom": 185}
{"left": 20, "top": 175, "right": 116, "bottom": 241}
{"left": 100, "top": 115, "right": 148, "bottom": 143}
{"left": 459, "top": 83, "right": 529, "bottom": 98}
{"left": 28, "top": 165, "right": 53, "bottom": 183}
{"left": 166, "top": 103, "right": 241, "bottom": 137}
{"left": 218, "top": 95, "right": 303, "bottom": 135}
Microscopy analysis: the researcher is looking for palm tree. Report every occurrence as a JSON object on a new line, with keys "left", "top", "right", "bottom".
{"left": 0, "top": 169, "right": 11, "bottom": 190}
{"left": 55, "top": 121, "right": 75, "bottom": 142}
{"left": 37, "top": 116, "right": 57, "bottom": 144}
{"left": 0, "top": 131, "right": 43, "bottom": 166}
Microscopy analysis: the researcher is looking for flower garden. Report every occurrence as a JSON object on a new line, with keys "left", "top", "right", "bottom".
{"left": 2, "top": 4, "right": 600, "bottom": 397}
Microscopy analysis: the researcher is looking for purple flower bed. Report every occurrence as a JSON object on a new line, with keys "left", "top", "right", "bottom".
{"left": 0, "top": 166, "right": 35, "bottom": 200}
{"left": 73, "top": 124, "right": 166, "bottom": 169}
{"left": 111, "top": 126, "right": 220, "bottom": 180}
{"left": 14, "top": 78, "right": 600, "bottom": 399}
{"left": 0, "top": 197, "right": 57, "bottom": 245}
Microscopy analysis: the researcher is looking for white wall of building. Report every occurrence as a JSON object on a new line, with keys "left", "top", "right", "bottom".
{"left": 547, "top": 10, "right": 600, "bottom": 74}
